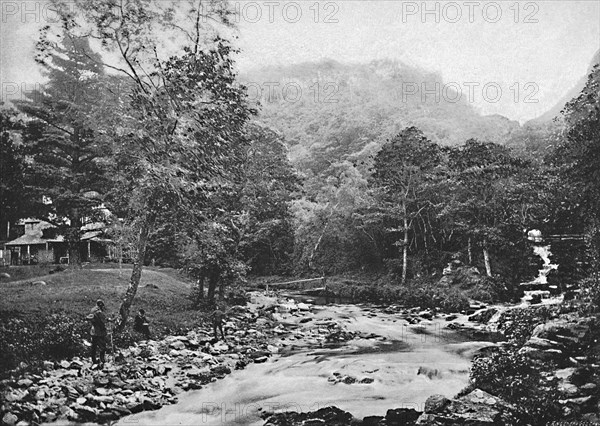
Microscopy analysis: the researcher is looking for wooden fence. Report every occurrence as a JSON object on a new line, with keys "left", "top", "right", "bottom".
{"left": 264, "top": 276, "right": 326, "bottom": 293}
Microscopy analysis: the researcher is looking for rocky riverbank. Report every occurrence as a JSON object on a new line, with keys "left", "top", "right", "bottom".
{"left": 0, "top": 294, "right": 357, "bottom": 426}
{"left": 261, "top": 388, "right": 518, "bottom": 425}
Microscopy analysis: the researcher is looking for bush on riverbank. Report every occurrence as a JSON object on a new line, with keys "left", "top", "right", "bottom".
{"left": 468, "top": 305, "right": 564, "bottom": 424}
{"left": 470, "top": 349, "right": 561, "bottom": 425}
{"left": 327, "top": 279, "right": 470, "bottom": 313}
{"left": 498, "top": 305, "right": 557, "bottom": 345}
{"left": 0, "top": 311, "right": 87, "bottom": 373}
{"left": 577, "top": 276, "right": 600, "bottom": 314}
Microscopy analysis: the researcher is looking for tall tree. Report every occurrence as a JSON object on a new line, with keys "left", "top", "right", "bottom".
{"left": 14, "top": 34, "right": 112, "bottom": 265}
{"left": 445, "top": 140, "right": 527, "bottom": 276}
{"left": 237, "top": 123, "right": 300, "bottom": 274}
{"left": 0, "top": 107, "right": 27, "bottom": 240}
{"left": 371, "top": 127, "right": 441, "bottom": 284}
{"left": 48, "top": 0, "right": 254, "bottom": 329}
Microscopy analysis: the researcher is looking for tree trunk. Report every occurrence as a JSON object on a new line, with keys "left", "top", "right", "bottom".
{"left": 308, "top": 202, "right": 339, "bottom": 271}
{"left": 198, "top": 275, "right": 205, "bottom": 299}
{"left": 482, "top": 239, "right": 492, "bottom": 277}
{"left": 68, "top": 208, "right": 81, "bottom": 267}
{"left": 468, "top": 237, "right": 473, "bottom": 265}
{"left": 192, "top": 275, "right": 205, "bottom": 307}
{"left": 401, "top": 202, "right": 408, "bottom": 285}
{"left": 218, "top": 280, "right": 225, "bottom": 300}
{"left": 116, "top": 214, "right": 152, "bottom": 332}
{"left": 207, "top": 270, "right": 218, "bottom": 302}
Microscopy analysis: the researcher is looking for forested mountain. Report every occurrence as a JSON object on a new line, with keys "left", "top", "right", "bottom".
{"left": 243, "top": 59, "right": 521, "bottom": 176}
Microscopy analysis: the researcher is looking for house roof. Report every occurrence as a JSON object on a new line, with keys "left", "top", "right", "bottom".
{"left": 4, "top": 235, "right": 64, "bottom": 246}
{"left": 81, "top": 230, "right": 102, "bottom": 241}
{"left": 5, "top": 218, "right": 112, "bottom": 247}
{"left": 5, "top": 234, "right": 49, "bottom": 246}
{"left": 5, "top": 219, "right": 57, "bottom": 246}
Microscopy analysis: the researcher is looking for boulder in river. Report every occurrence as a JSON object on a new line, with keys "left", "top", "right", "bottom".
{"left": 423, "top": 394, "right": 450, "bottom": 413}
{"left": 417, "top": 389, "right": 517, "bottom": 424}
{"left": 2, "top": 413, "right": 18, "bottom": 426}
{"left": 262, "top": 406, "right": 354, "bottom": 425}
{"left": 385, "top": 408, "right": 422, "bottom": 425}
{"left": 468, "top": 308, "right": 498, "bottom": 324}
{"left": 531, "top": 316, "right": 594, "bottom": 350}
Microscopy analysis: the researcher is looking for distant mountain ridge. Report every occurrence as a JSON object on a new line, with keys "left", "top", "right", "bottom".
{"left": 242, "top": 59, "right": 522, "bottom": 175}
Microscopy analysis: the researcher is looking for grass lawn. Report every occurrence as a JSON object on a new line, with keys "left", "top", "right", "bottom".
{"left": 0, "top": 264, "right": 208, "bottom": 336}
{"left": 0, "top": 264, "right": 59, "bottom": 283}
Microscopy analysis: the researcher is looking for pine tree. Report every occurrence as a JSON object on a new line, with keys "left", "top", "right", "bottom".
{"left": 14, "top": 33, "right": 113, "bottom": 265}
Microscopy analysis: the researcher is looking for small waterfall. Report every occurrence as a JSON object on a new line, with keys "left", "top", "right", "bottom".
{"left": 531, "top": 245, "right": 558, "bottom": 284}
{"left": 520, "top": 230, "right": 560, "bottom": 304}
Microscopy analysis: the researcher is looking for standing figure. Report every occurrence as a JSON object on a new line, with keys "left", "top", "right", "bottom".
{"left": 87, "top": 299, "right": 109, "bottom": 368}
{"left": 211, "top": 305, "right": 226, "bottom": 341}
{"left": 133, "top": 308, "right": 151, "bottom": 339}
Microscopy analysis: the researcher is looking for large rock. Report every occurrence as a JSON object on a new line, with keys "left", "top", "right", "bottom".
{"left": 525, "top": 336, "right": 562, "bottom": 350}
{"left": 297, "top": 303, "right": 310, "bottom": 311}
{"left": 362, "top": 415, "right": 384, "bottom": 425}
{"left": 468, "top": 308, "right": 498, "bottom": 324}
{"left": 424, "top": 395, "right": 450, "bottom": 413}
{"left": 531, "top": 316, "right": 594, "bottom": 350}
{"left": 262, "top": 406, "right": 354, "bottom": 425}
{"left": 417, "top": 389, "right": 517, "bottom": 425}
{"left": 169, "top": 341, "right": 186, "bottom": 351}
{"left": 385, "top": 408, "right": 422, "bottom": 425}
{"left": 2, "top": 413, "right": 18, "bottom": 426}
{"left": 518, "top": 345, "right": 564, "bottom": 362}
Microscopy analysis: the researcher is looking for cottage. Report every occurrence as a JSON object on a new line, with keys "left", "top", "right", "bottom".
{"left": 3, "top": 219, "right": 113, "bottom": 265}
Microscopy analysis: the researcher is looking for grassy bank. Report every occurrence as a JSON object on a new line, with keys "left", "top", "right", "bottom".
{"left": 0, "top": 264, "right": 208, "bottom": 374}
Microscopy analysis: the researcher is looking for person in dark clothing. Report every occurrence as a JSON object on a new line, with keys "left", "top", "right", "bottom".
{"left": 133, "top": 309, "right": 151, "bottom": 339}
{"left": 211, "top": 305, "right": 226, "bottom": 340}
{"left": 87, "top": 299, "right": 110, "bottom": 368}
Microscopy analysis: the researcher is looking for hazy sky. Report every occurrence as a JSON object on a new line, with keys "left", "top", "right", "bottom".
{"left": 1, "top": 1, "right": 599, "bottom": 123}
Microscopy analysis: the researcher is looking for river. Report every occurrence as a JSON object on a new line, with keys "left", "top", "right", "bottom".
{"left": 115, "top": 300, "right": 497, "bottom": 425}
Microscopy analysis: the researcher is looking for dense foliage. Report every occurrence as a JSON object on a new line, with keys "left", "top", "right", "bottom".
{"left": 471, "top": 349, "right": 561, "bottom": 425}
{"left": 0, "top": 311, "right": 87, "bottom": 373}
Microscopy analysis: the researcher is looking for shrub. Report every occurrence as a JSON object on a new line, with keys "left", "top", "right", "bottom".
{"left": 466, "top": 276, "right": 513, "bottom": 304}
{"left": 112, "top": 327, "right": 137, "bottom": 349}
{"left": 498, "top": 306, "right": 555, "bottom": 346}
{"left": 327, "top": 280, "right": 469, "bottom": 313}
{"left": 471, "top": 349, "right": 561, "bottom": 425}
{"left": 576, "top": 276, "right": 600, "bottom": 314}
{"left": 39, "top": 312, "right": 87, "bottom": 360}
{"left": 0, "top": 311, "right": 87, "bottom": 374}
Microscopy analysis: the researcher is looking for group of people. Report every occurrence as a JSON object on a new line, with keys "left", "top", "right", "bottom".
{"left": 87, "top": 300, "right": 151, "bottom": 369}
{"left": 87, "top": 300, "right": 228, "bottom": 369}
